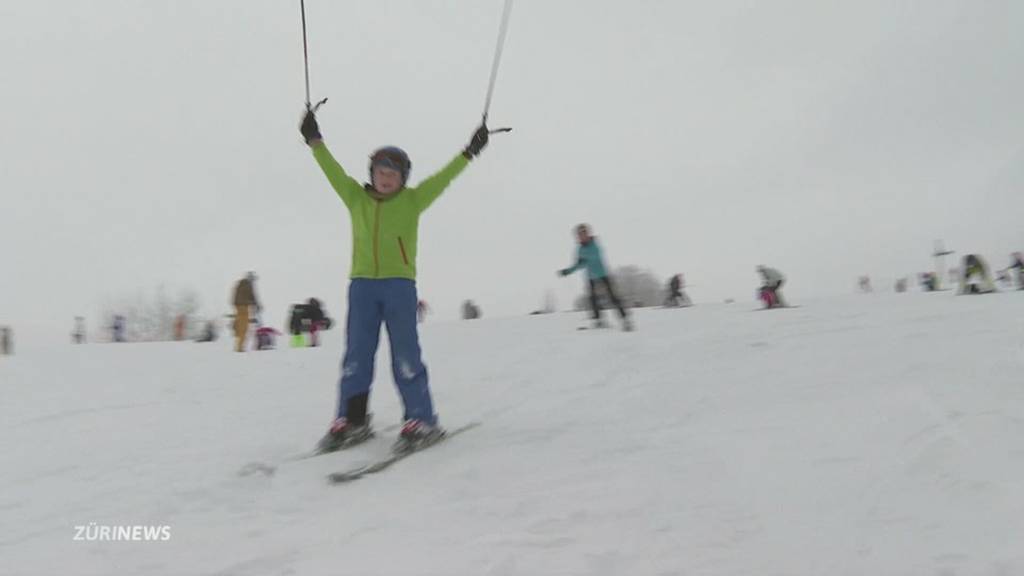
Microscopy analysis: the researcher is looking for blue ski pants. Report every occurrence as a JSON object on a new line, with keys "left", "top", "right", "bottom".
{"left": 336, "top": 279, "right": 436, "bottom": 425}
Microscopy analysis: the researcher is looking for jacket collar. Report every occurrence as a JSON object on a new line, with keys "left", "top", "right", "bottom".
{"left": 363, "top": 183, "right": 405, "bottom": 202}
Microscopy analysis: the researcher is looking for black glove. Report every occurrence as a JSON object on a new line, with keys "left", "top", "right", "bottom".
{"left": 463, "top": 123, "right": 489, "bottom": 159}
{"left": 300, "top": 109, "right": 322, "bottom": 143}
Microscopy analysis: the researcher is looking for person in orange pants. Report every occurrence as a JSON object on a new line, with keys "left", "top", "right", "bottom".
{"left": 231, "top": 272, "right": 260, "bottom": 352}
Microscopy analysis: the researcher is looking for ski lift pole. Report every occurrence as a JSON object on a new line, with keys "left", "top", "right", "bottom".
{"left": 482, "top": 0, "right": 514, "bottom": 133}
{"left": 933, "top": 239, "right": 954, "bottom": 290}
{"left": 300, "top": 0, "right": 327, "bottom": 112}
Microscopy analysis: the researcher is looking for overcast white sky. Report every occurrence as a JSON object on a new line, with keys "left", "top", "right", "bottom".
{"left": 1, "top": 0, "right": 1022, "bottom": 345}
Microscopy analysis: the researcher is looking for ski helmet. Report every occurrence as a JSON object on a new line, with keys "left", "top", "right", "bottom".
{"left": 369, "top": 146, "right": 412, "bottom": 185}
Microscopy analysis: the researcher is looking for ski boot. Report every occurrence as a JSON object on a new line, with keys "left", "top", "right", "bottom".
{"left": 317, "top": 415, "right": 374, "bottom": 454}
{"left": 392, "top": 419, "right": 446, "bottom": 455}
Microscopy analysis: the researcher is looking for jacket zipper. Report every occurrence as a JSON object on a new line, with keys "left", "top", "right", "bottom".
{"left": 373, "top": 200, "right": 381, "bottom": 276}
{"left": 398, "top": 237, "right": 409, "bottom": 266}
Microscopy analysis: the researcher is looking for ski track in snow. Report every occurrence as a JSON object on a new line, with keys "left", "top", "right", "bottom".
{"left": 2, "top": 293, "right": 1024, "bottom": 575}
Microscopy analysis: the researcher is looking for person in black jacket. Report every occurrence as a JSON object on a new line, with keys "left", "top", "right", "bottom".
{"left": 664, "top": 274, "right": 692, "bottom": 307}
{"left": 289, "top": 299, "right": 333, "bottom": 347}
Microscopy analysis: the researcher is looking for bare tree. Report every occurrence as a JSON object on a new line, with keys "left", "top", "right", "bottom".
{"left": 572, "top": 266, "right": 662, "bottom": 310}
{"left": 613, "top": 265, "right": 662, "bottom": 308}
{"left": 99, "top": 285, "right": 204, "bottom": 342}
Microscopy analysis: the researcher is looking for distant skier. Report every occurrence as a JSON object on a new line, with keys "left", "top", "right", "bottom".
{"left": 72, "top": 316, "right": 86, "bottom": 344}
{"left": 288, "top": 299, "right": 333, "bottom": 347}
{"left": 303, "top": 298, "right": 331, "bottom": 347}
{"left": 231, "top": 272, "right": 261, "bottom": 352}
{"left": 558, "top": 224, "right": 632, "bottom": 330}
{"left": 1, "top": 326, "right": 11, "bottom": 355}
{"left": 959, "top": 254, "right": 996, "bottom": 294}
{"left": 111, "top": 315, "right": 127, "bottom": 342}
{"left": 461, "top": 300, "right": 481, "bottom": 320}
{"left": 858, "top": 276, "right": 872, "bottom": 293}
{"left": 196, "top": 320, "right": 218, "bottom": 343}
{"left": 254, "top": 324, "right": 282, "bottom": 350}
{"left": 664, "top": 273, "right": 692, "bottom": 307}
{"left": 417, "top": 299, "right": 430, "bottom": 323}
{"left": 173, "top": 314, "right": 187, "bottom": 341}
{"left": 757, "top": 265, "right": 787, "bottom": 308}
{"left": 919, "top": 272, "right": 939, "bottom": 292}
{"left": 288, "top": 304, "right": 306, "bottom": 347}
{"left": 300, "top": 105, "right": 491, "bottom": 452}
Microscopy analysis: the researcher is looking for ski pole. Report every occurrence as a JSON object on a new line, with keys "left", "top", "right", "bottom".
{"left": 300, "top": 0, "right": 328, "bottom": 112}
{"left": 482, "top": 0, "right": 514, "bottom": 132}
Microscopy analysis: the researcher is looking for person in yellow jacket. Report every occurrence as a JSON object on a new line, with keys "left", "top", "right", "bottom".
{"left": 231, "top": 272, "right": 261, "bottom": 352}
{"left": 301, "top": 108, "right": 490, "bottom": 452}
{"left": 959, "top": 254, "right": 996, "bottom": 294}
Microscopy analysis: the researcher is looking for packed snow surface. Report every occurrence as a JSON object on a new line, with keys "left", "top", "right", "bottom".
{"left": 2, "top": 293, "right": 1023, "bottom": 575}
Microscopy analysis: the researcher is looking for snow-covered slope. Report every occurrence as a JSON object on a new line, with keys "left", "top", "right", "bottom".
{"left": 3, "top": 293, "right": 1023, "bottom": 575}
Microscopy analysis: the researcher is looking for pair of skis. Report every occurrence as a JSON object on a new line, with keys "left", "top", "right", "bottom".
{"left": 237, "top": 422, "right": 481, "bottom": 484}
{"left": 327, "top": 422, "right": 481, "bottom": 483}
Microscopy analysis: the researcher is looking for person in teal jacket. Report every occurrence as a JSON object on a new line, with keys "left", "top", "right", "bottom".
{"left": 559, "top": 224, "right": 632, "bottom": 330}
{"left": 301, "top": 108, "right": 490, "bottom": 452}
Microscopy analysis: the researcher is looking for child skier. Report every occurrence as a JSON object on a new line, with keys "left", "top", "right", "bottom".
{"left": 254, "top": 324, "right": 282, "bottom": 351}
{"left": 757, "top": 265, "right": 787, "bottom": 308}
{"left": 558, "top": 224, "right": 633, "bottom": 330}
{"left": 301, "top": 108, "right": 490, "bottom": 452}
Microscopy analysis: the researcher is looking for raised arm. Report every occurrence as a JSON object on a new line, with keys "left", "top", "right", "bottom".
{"left": 301, "top": 109, "right": 361, "bottom": 208}
{"left": 414, "top": 123, "right": 491, "bottom": 213}
{"left": 413, "top": 154, "right": 470, "bottom": 212}
{"left": 311, "top": 142, "right": 362, "bottom": 208}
